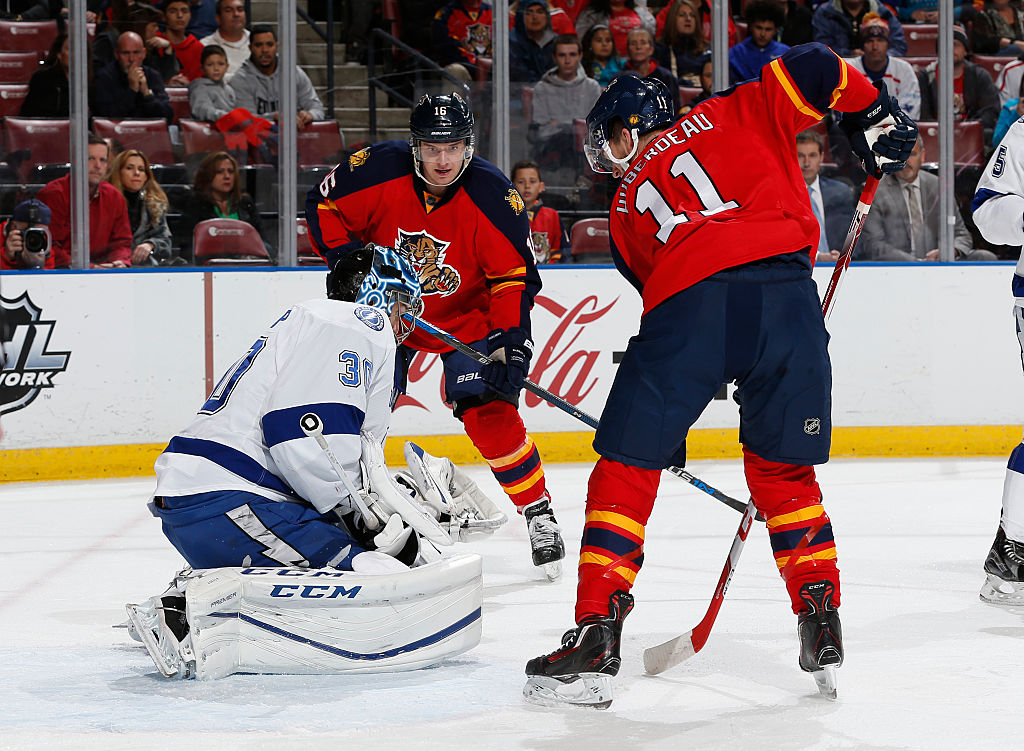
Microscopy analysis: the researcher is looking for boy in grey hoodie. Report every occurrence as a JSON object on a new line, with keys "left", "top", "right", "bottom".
{"left": 531, "top": 33, "right": 602, "bottom": 169}
{"left": 189, "top": 45, "right": 237, "bottom": 122}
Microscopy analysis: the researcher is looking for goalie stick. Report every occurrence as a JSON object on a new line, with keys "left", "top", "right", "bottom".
{"left": 407, "top": 314, "right": 753, "bottom": 517}
{"left": 821, "top": 176, "right": 879, "bottom": 321}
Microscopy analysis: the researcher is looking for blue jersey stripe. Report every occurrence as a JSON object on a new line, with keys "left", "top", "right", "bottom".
{"left": 209, "top": 606, "right": 481, "bottom": 660}
{"left": 164, "top": 436, "right": 296, "bottom": 497}
{"left": 261, "top": 402, "right": 365, "bottom": 448}
{"left": 1013, "top": 273, "right": 1024, "bottom": 298}
{"left": 971, "top": 187, "right": 1005, "bottom": 214}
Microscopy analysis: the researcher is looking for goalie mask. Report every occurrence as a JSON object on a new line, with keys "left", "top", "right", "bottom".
{"left": 584, "top": 75, "right": 675, "bottom": 174}
{"left": 409, "top": 92, "right": 475, "bottom": 187}
{"left": 355, "top": 244, "right": 424, "bottom": 343}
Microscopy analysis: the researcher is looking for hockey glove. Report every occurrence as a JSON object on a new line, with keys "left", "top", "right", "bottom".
{"left": 480, "top": 327, "right": 534, "bottom": 397}
{"left": 839, "top": 81, "right": 918, "bottom": 178}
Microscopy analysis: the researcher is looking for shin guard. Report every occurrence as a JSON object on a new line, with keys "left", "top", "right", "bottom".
{"left": 462, "top": 400, "right": 547, "bottom": 508}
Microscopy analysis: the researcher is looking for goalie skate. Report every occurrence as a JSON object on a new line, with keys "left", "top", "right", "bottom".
{"left": 523, "top": 496, "right": 565, "bottom": 581}
{"left": 980, "top": 526, "right": 1024, "bottom": 607}
{"left": 125, "top": 595, "right": 195, "bottom": 679}
{"left": 797, "top": 580, "right": 843, "bottom": 700}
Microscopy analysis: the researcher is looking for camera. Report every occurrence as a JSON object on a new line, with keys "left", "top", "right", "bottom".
{"left": 20, "top": 200, "right": 50, "bottom": 259}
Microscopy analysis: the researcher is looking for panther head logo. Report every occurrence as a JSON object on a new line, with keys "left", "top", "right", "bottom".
{"left": 395, "top": 229, "right": 461, "bottom": 296}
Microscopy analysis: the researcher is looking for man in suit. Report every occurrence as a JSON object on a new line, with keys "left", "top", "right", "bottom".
{"left": 796, "top": 129, "right": 853, "bottom": 263}
{"left": 860, "top": 138, "right": 997, "bottom": 261}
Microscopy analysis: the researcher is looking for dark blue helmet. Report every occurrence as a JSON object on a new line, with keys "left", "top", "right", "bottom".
{"left": 409, "top": 92, "right": 475, "bottom": 185}
{"left": 584, "top": 75, "right": 675, "bottom": 173}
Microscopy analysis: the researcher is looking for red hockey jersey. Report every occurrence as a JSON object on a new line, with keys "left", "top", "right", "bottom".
{"left": 306, "top": 141, "right": 540, "bottom": 353}
{"left": 526, "top": 202, "right": 566, "bottom": 263}
{"left": 609, "top": 43, "right": 878, "bottom": 315}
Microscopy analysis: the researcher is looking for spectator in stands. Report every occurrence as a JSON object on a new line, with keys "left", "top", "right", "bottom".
{"left": 200, "top": 0, "right": 250, "bottom": 82}
{"left": 20, "top": 31, "right": 72, "bottom": 118}
{"left": 576, "top": 0, "right": 656, "bottom": 56}
{"left": 729, "top": 0, "right": 788, "bottom": 84}
{"left": 796, "top": 129, "right": 851, "bottom": 264}
{"left": 918, "top": 26, "right": 1000, "bottom": 143}
{"left": 158, "top": 0, "right": 203, "bottom": 81}
{"left": 432, "top": 0, "right": 494, "bottom": 82}
{"left": 104, "top": 148, "right": 176, "bottom": 266}
{"left": 860, "top": 137, "right": 997, "bottom": 261}
{"left": 812, "top": 0, "right": 907, "bottom": 57}
{"left": 230, "top": 25, "right": 325, "bottom": 130}
{"left": 773, "top": 0, "right": 815, "bottom": 47}
{"left": 511, "top": 0, "right": 559, "bottom": 82}
{"left": 680, "top": 53, "right": 714, "bottom": 114}
{"left": 994, "top": 72, "right": 1024, "bottom": 145}
{"left": 36, "top": 133, "right": 133, "bottom": 269}
{"left": 893, "top": 0, "right": 970, "bottom": 24}
{"left": 93, "top": 0, "right": 138, "bottom": 70}
{"left": 1, "top": 199, "right": 54, "bottom": 270}
{"left": 512, "top": 160, "right": 570, "bottom": 263}
{"left": 180, "top": 151, "right": 263, "bottom": 262}
{"left": 91, "top": 31, "right": 175, "bottom": 123}
{"left": 618, "top": 28, "right": 681, "bottom": 113}
{"left": 509, "top": 0, "right": 574, "bottom": 34}
{"left": 531, "top": 33, "right": 602, "bottom": 175}
{"left": 968, "top": 0, "right": 1024, "bottom": 56}
{"left": 653, "top": 0, "right": 737, "bottom": 48}
{"left": 121, "top": 2, "right": 188, "bottom": 85}
{"left": 844, "top": 13, "right": 921, "bottom": 119}
{"left": 188, "top": 44, "right": 235, "bottom": 121}
{"left": 186, "top": 0, "right": 218, "bottom": 39}
{"left": 582, "top": 24, "right": 625, "bottom": 85}
{"left": 655, "top": 0, "right": 709, "bottom": 87}
{"left": 1, "top": 0, "right": 62, "bottom": 21}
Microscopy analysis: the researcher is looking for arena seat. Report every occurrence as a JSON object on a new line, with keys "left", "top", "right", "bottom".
{"left": 0, "top": 83, "right": 28, "bottom": 117}
{"left": 916, "top": 120, "right": 986, "bottom": 166}
{"left": 570, "top": 217, "right": 611, "bottom": 263}
{"left": 522, "top": 86, "right": 534, "bottom": 122}
{"left": 3, "top": 116, "right": 69, "bottom": 171}
{"left": 297, "top": 120, "right": 345, "bottom": 167}
{"left": 0, "top": 51, "right": 40, "bottom": 83}
{"left": 680, "top": 86, "right": 702, "bottom": 108}
{"left": 296, "top": 217, "right": 326, "bottom": 265}
{"left": 904, "top": 24, "right": 938, "bottom": 56}
{"left": 902, "top": 55, "right": 936, "bottom": 75}
{"left": 92, "top": 118, "right": 175, "bottom": 165}
{"left": 179, "top": 118, "right": 227, "bottom": 155}
{"left": 972, "top": 54, "right": 1010, "bottom": 83}
{"left": 192, "top": 218, "right": 273, "bottom": 265}
{"left": 0, "top": 20, "right": 58, "bottom": 60}
{"left": 165, "top": 87, "right": 190, "bottom": 125}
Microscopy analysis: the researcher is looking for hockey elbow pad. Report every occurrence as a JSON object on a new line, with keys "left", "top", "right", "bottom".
{"left": 839, "top": 81, "right": 918, "bottom": 178}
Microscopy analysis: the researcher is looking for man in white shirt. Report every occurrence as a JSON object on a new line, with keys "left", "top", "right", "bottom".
{"left": 844, "top": 13, "right": 920, "bottom": 120}
{"left": 200, "top": 0, "right": 250, "bottom": 81}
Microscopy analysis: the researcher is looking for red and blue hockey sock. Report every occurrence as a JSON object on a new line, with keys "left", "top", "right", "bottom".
{"left": 576, "top": 457, "right": 660, "bottom": 623}
{"left": 462, "top": 400, "right": 547, "bottom": 508}
{"left": 743, "top": 447, "right": 840, "bottom": 614}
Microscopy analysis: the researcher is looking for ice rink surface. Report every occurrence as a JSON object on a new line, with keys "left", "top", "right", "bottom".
{"left": 2, "top": 457, "right": 1022, "bottom": 751}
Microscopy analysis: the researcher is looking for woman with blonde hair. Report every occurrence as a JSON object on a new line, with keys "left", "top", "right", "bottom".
{"left": 105, "top": 148, "right": 174, "bottom": 266}
{"left": 655, "top": 0, "right": 708, "bottom": 87}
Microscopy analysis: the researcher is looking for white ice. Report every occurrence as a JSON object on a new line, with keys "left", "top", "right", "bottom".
{"left": 1, "top": 458, "right": 1021, "bottom": 751}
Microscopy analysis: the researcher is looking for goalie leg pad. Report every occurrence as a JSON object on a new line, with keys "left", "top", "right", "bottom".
{"left": 183, "top": 553, "right": 483, "bottom": 679}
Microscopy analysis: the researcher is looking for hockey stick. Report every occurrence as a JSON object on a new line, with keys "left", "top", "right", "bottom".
{"left": 408, "top": 315, "right": 752, "bottom": 517}
{"left": 820, "top": 176, "right": 879, "bottom": 321}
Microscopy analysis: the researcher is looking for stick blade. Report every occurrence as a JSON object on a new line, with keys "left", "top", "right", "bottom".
{"left": 643, "top": 630, "right": 696, "bottom": 675}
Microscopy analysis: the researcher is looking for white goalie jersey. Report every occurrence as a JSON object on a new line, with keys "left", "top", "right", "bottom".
{"left": 973, "top": 119, "right": 1024, "bottom": 296}
{"left": 154, "top": 299, "right": 397, "bottom": 514}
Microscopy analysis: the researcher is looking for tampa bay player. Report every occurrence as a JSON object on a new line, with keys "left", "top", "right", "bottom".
{"left": 306, "top": 93, "right": 566, "bottom": 581}
{"left": 972, "top": 120, "right": 1024, "bottom": 607}
{"left": 523, "top": 45, "right": 917, "bottom": 707}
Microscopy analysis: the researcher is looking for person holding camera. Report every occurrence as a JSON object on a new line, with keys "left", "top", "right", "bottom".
{"left": 1, "top": 200, "right": 54, "bottom": 270}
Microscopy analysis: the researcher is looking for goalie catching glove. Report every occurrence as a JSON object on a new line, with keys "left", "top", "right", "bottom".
{"left": 839, "top": 80, "right": 918, "bottom": 179}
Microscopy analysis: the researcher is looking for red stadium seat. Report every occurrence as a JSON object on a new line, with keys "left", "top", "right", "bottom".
{"left": 0, "top": 83, "right": 28, "bottom": 117}
{"left": 0, "top": 20, "right": 58, "bottom": 60}
{"left": 0, "top": 51, "right": 40, "bottom": 83}
{"left": 904, "top": 24, "right": 938, "bottom": 56}
{"left": 972, "top": 54, "right": 1009, "bottom": 83}
{"left": 3, "top": 116, "right": 69, "bottom": 171}
{"left": 192, "top": 218, "right": 272, "bottom": 265}
{"left": 902, "top": 55, "right": 936, "bottom": 75}
{"left": 570, "top": 217, "right": 611, "bottom": 263}
{"left": 734, "top": 21, "right": 747, "bottom": 42}
{"left": 680, "top": 86, "right": 702, "bottom": 107}
{"left": 297, "top": 120, "right": 345, "bottom": 167}
{"left": 476, "top": 55, "right": 492, "bottom": 82}
{"left": 522, "top": 86, "right": 534, "bottom": 122}
{"left": 92, "top": 118, "right": 176, "bottom": 165}
{"left": 179, "top": 118, "right": 227, "bottom": 155}
{"left": 296, "top": 217, "right": 326, "bottom": 265}
{"left": 165, "top": 87, "right": 190, "bottom": 125}
{"left": 916, "top": 120, "right": 986, "bottom": 165}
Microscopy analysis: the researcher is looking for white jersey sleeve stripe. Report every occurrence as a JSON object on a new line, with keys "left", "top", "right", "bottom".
{"left": 261, "top": 402, "right": 365, "bottom": 448}
{"left": 164, "top": 436, "right": 298, "bottom": 498}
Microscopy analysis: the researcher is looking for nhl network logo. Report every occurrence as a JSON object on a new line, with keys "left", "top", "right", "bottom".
{"left": 0, "top": 292, "right": 71, "bottom": 416}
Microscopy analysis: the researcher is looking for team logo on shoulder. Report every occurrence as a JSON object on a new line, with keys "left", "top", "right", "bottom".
{"left": 506, "top": 188, "right": 525, "bottom": 215}
{"left": 354, "top": 305, "right": 386, "bottom": 331}
{"left": 396, "top": 228, "right": 461, "bottom": 297}
{"left": 629, "top": 114, "right": 640, "bottom": 125}
{"left": 531, "top": 231, "right": 551, "bottom": 264}
{"left": 348, "top": 147, "right": 370, "bottom": 171}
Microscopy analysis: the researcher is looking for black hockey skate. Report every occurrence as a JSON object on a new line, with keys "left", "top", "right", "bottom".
{"left": 797, "top": 580, "right": 843, "bottom": 700}
{"left": 980, "top": 525, "right": 1024, "bottom": 607}
{"left": 523, "top": 496, "right": 565, "bottom": 581}
{"left": 523, "top": 590, "right": 634, "bottom": 709}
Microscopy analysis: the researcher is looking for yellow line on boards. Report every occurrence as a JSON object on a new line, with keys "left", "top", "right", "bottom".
{"left": 1, "top": 426, "right": 1020, "bottom": 483}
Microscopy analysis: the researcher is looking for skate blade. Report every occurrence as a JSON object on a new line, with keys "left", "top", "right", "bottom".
{"left": 811, "top": 665, "right": 838, "bottom": 700}
{"left": 125, "top": 603, "right": 188, "bottom": 679}
{"left": 979, "top": 574, "right": 1024, "bottom": 607}
{"left": 540, "top": 559, "right": 563, "bottom": 582}
{"left": 523, "top": 674, "right": 613, "bottom": 709}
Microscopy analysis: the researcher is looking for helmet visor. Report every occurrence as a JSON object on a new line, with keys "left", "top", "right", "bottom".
{"left": 584, "top": 127, "right": 639, "bottom": 174}
{"left": 390, "top": 292, "right": 424, "bottom": 343}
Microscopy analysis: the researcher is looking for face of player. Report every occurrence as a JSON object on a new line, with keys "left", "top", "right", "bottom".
{"left": 554, "top": 42, "right": 581, "bottom": 78}
{"left": 250, "top": 32, "right": 278, "bottom": 73}
{"left": 524, "top": 4, "right": 547, "bottom": 33}
{"left": 513, "top": 168, "right": 544, "bottom": 205}
{"left": 796, "top": 141, "right": 822, "bottom": 185}
{"left": 164, "top": 1, "right": 190, "bottom": 33}
{"left": 862, "top": 36, "right": 888, "bottom": 67}
{"left": 203, "top": 53, "right": 228, "bottom": 81}
{"left": 211, "top": 158, "right": 236, "bottom": 196}
{"left": 217, "top": 0, "right": 246, "bottom": 35}
{"left": 590, "top": 29, "right": 614, "bottom": 61}
{"left": 675, "top": 5, "right": 697, "bottom": 35}
{"left": 121, "top": 155, "right": 148, "bottom": 193}
{"left": 897, "top": 139, "right": 923, "bottom": 183}
{"left": 87, "top": 142, "right": 109, "bottom": 189}
{"left": 627, "top": 33, "right": 653, "bottom": 65}
{"left": 608, "top": 128, "right": 636, "bottom": 179}
{"left": 750, "top": 19, "right": 777, "bottom": 49}
{"left": 418, "top": 140, "right": 467, "bottom": 187}
{"left": 115, "top": 34, "right": 146, "bottom": 71}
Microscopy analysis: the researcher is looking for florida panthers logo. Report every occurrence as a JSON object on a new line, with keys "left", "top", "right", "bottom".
{"left": 506, "top": 188, "right": 524, "bottom": 215}
{"left": 348, "top": 147, "right": 370, "bottom": 171}
{"left": 530, "top": 231, "right": 551, "bottom": 264}
{"left": 396, "top": 228, "right": 461, "bottom": 297}
{"left": 466, "top": 22, "right": 491, "bottom": 55}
